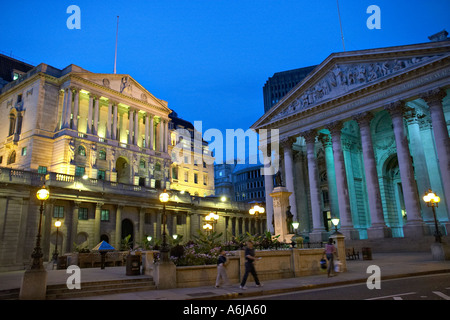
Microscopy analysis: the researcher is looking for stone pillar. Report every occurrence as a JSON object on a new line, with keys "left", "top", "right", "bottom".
{"left": 93, "top": 97, "right": 99, "bottom": 136}
{"left": 106, "top": 102, "right": 112, "bottom": 139}
{"left": 62, "top": 88, "right": 72, "bottom": 129}
{"left": 404, "top": 108, "right": 434, "bottom": 223}
{"left": 270, "top": 187, "right": 292, "bottom": 242}
{"left": 94, "top": 202, "right": 103, "bottom": 246}
{"left": 144, "top": 113, "right": 149, "bottom": 148}
{"left": 87, "top": 94, "right": 94, "bottom": 134}
{"left": 149, "top": 115, "right": 154, "bottom": 150}
{"left": 281, "top": 137, "right": 298, "bottom": 224}
{"left": 385, "top": 102, "right": 425, "bottom": 237}
{"left": 165, "top": 120, "right": 170, "bottom": 153}
{"left": 139, "top": 207, "right": 145, "bottom": 245}
{"left": 134, "top": 109, "right": 139, "bottom": 146}
{"left": 159, "top": 120, "right": 164, "bottom": 152}
{"left": 128, "top": 109, "right": 134, "bottom": 145}
{"left": 72, "top": 88, "right": 79, "bottom": 131}
{"left": 115, "top": 205, "right": 122, "bottom": 249}
{"left": 354, "top": 112, "right": 391, "bottom": 239}
{"left": 112, "top": 103, "right": 118, "bottom": 140}
{"left": 420, "top": 89, "right": 450, "bottom": 233}
{"left": 327, "top": 121, "right": 359, "bottom": 240}
{"left": 71, "top": 201, "right": 80, "bottom": 252}
{"left": 303, "top": 130, "right": 327, "bottom": 241}
{"left": 318, "top": 133, "right": 339, "bottom": 219}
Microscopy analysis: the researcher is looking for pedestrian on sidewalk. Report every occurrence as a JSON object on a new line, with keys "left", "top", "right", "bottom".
{"left": 324, "top": 238, "right": 337, "bottom": 278}
{"left": 240, "top": 241, "right": 263, "bottom": 289}
{"left": 215, "top": 249, "right": 230, "bottom": 288}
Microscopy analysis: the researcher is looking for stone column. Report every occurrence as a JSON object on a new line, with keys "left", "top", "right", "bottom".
{"left": 94, "top": 202, "right": 103, "bottom": 246}
{"left": 112, "top": 103, "right": 118, "bottom": 140}
{"left": 263, "top": 162, "right": 274, "bottom": 233}
{"left": 303, "top": 129, "right": 327, "bottom": 241}
{"left": 106, "top": 101, "right": 112, "bottom": 139}
{"left": 404, "top": 108, "right": 433, "bottom": 223}
{"left": 354, "top": 112, "right": 391, "bottom": 239}
{"left": 128, "top": 109, "right": 134, "bottom": 145}
{"left": 165, "top": 120, "right": 170, "bottom": 153}
{"left": 139, "top": 207, "right": 145, "bottom": 245}
{"left": 87, "top": 94, "right": 94, "bottom": 134}
{"left": 144, "top": 113, "right": 149, "bottom": 148}
{"left": 62, "top": 88, "right": 72, "bottom": 129}
{"left": 420, "top": 88, "right": 450, "bottom": 232}
{"left": 149, "top": 115, "right": 154, "bottom": 150}
{"left": 385, "top": 102, "right": 425, "bottom": 237}
{"left": 71, "top": 201, "right": 80, "bottom": 252}
{"left": 72, "top": 88, "right": 80, "bottom": 131}
{"left": 327, "top": 121, "right": 359, "bottom": 240}
{"left": 115, "top": 205, "right": 123, "bottom": 249}
{"left": 318, "top": 133, "right": 339, "bottom": 219}
{"left": 93, "top": 97, "right": 99, "bottom": 136}
{"left": 281, "top": 137, "right": 298, "bottom": 224}
{"left": 134, "top": 109, "right": 139, "bottom": 146}
{"left": 159, "top": 120, "right": 164, "bottom": 152}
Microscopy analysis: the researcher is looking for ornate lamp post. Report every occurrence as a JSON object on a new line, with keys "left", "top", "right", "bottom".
{"left": 31, "top": 184, "right": 50, "bottom": 270}
{"left": 249, "top": 204, "right": 265, "bottom": 234}
{"left": 331, "top": 217, "right": 341, "bottom": 235}
{"left": 423, "top": 189, "right": 441, "bottom": 243}
{"left": 52, "top": 219, "right": 62, "bottom": 263}
{"left": 159, "top": 189, "right": 170, "bottom": 261}
{"left": 205, "top": 211, "right": 219, "bottom": 232}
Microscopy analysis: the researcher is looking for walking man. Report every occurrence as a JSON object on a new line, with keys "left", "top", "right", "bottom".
{"left": 240, "top": 241, "right": 263, "bottom": 289}
{"left": 215, "top": 249, "right": 230, "bottom": 288}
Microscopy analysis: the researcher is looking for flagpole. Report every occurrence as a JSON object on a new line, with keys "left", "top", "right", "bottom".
{"left": 336, "top": 0, "right": 346, "bottom": 52}
{"left": 114, "top": 16, "right": 119, "bottom": 74}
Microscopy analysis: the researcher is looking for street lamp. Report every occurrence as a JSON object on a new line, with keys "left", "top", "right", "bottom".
{"left": 159, "top": 189, "right": 170, "bottom": 261}
{"left": 331, "top": 217, "right": 341, "bottom": 235}
{"left": 32, "top": 184, "right": 50, "bottom": 270}
{"left": 204, "top": 212, "right": 219, "bottom": 233}
{"left": 249, "top": 204, "right": 265, "bottom": 234}
{"left": 423, "top": 189, "right": 441, "bottom": 243}
{"left": 52, "top": 219, "right": 62, "bottom": 264}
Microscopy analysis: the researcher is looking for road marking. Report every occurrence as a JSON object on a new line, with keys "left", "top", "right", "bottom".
{"left": 433, "top": 291, "right": 450, "bottom": 300}
{"left": 366, "top": 292, "right": 416, "bottom": 300}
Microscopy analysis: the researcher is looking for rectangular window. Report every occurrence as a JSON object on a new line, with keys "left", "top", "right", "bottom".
{"left": 0, "top": 156, "right": 3, "bottom": 164}
{"left": 75, "top": 166, "right": 85, "bottom": 177}
{"left": 184, "top": 170, "right": 189, "bottom": 182}
{"left": 78, "top": 207, "right": 88, "bottom": 220}
{"left": 37, "top": 166, "right": 47, "bottom": 174}
{"left": 101, "top": 209, "right": 110, "bottom": 221}
{"left": 97, "top": 170, "right": 106, "bottom": 180}
{"left": 194, "top": 173, "right": 198, "bottom": 184}
{"left": 21, "top": 147, "right": 27, "bottom": 156}
{"left": 203, "top": 173, "right": 208, "bottom": 186}
{"left": 53, "top": 206, "right": 64, "bottom": 218}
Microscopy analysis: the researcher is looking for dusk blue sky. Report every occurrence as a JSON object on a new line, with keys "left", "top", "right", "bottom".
{"left": 1, "top": 1, "right": 449, "bottom": 162}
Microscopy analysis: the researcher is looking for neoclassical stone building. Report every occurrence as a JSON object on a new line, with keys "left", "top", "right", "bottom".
{"left": 0, "top": 59, "right": 260, "bottom": 271}
{"left": 253, "top": 39, "right": 450, "bottom": 242}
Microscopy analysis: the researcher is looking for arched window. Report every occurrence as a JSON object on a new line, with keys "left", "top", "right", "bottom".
{"left": 154, "top": 162, "right": 161, "bottom": 171}
{"left": 78, "top": 145, "right": 86, "bottom": 156}
{"left": 8, "top": 113, "right": 16, "bottom": 136}
{"left": 139, "top": 159, "right": 146, "bottom": 169}
{"left": 98, "top": 149, "right": 106, "bottom": 160}
{"left": 7, "top": 151, "right": 16, "bottom": 165}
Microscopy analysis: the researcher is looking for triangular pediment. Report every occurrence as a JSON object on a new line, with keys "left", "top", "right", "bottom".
{"left": 72, "top": 72, "right": 169, "bottom": 111}
{"left": 253, "top": 41, "right": 450, "bottom": 129}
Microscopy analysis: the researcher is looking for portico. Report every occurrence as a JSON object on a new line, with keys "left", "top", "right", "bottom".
{"left": 253, "top": 40, "right": 450, "bottom": 240}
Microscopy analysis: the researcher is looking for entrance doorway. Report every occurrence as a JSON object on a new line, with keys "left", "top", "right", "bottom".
{"left": 121, "top": 219, "right": 134, "bottom": 249}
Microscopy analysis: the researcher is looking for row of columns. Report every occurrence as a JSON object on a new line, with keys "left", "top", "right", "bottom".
{"left": 60, "top": 86, "right": 170, "bottom": 153}
{"left": 268, "top": 88, "right": 449, "bottom": 240}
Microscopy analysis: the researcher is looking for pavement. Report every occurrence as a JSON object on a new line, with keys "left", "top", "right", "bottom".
{"left": 1, "top": 251, "right": 450, "bottom": 300}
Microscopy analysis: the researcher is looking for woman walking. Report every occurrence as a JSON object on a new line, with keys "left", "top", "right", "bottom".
{"left": 324, "top": 238, "right": 337, "bottom": 278}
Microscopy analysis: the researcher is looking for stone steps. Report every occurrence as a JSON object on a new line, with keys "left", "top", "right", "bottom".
{"left": 0, "top": 277, "right": 156, "bottom": 300}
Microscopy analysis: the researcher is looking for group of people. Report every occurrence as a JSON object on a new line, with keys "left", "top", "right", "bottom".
{"left": 215, "top": 238, "right": 339, "bottom": 288}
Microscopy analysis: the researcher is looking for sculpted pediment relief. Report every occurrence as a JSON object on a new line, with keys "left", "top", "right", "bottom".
{"left": 75, "top": 73, "right": 166, "bottom": 108}
{"left": 271, "top": 55, "right": 440, "bottom": 121}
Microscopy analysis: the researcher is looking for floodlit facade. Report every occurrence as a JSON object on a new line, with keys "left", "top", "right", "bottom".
{"left": 253, "top": 37, "right": 450, "bottom": 242}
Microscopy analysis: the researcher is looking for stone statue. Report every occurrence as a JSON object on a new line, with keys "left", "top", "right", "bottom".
{"left": 274, "top": 170, "right": 283, "bottom": 187}
{"left": 286, "top": 206, "right": 293, "bottom": 234}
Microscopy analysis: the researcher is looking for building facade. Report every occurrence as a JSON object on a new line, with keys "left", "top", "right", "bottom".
{"left": 0, "top": 60, "right": 260, "bottom": 271}
{"left": 253, "top": 39, "right": 450, "bottom": 242}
